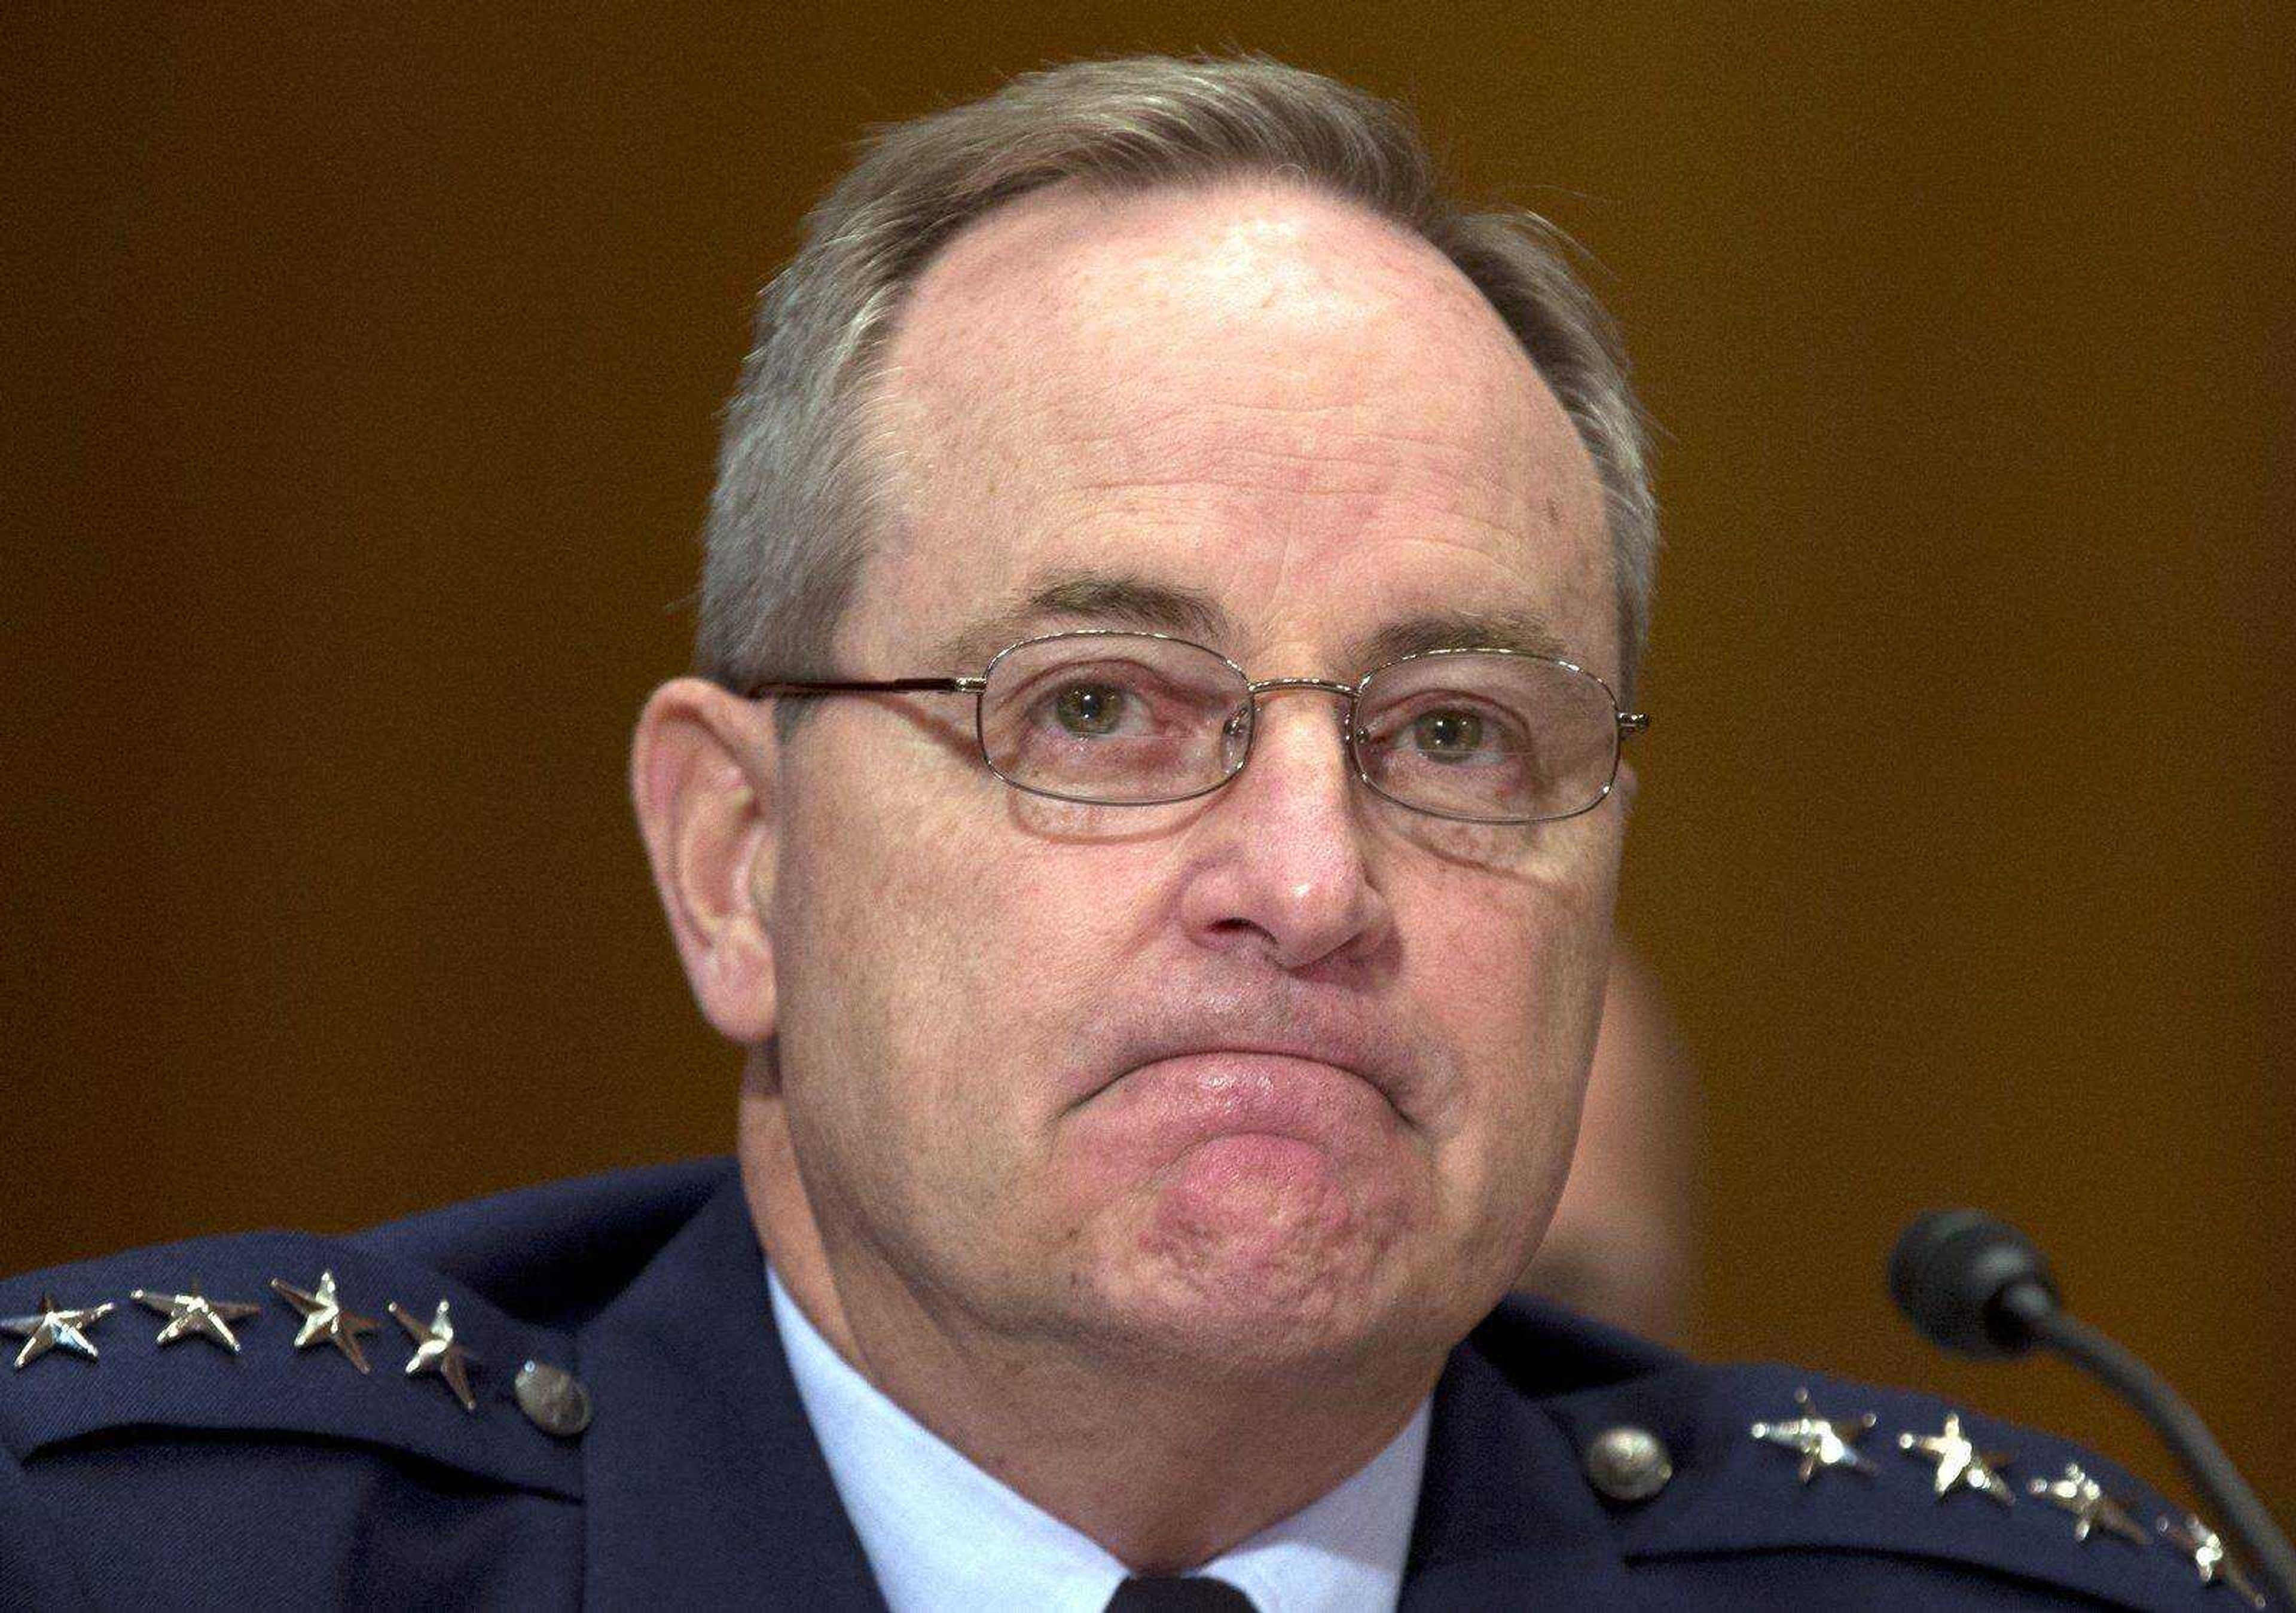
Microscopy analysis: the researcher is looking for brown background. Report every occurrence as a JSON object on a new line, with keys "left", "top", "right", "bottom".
{"left": 9, "top": 5, "right": 2291, "bottom": 1520}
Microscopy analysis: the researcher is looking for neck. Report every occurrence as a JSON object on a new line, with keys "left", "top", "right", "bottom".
{"left": 737, "top": 1076, "right": 1439, "bottom": 1571}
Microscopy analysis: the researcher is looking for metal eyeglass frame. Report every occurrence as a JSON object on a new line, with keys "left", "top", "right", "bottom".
{"left": 744, "top": 628, "right": 1650, "bottom": 825}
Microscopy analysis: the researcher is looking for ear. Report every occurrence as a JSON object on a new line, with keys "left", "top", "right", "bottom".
{"left": 630, "top": 677, "right": 782, "bottom": 1044}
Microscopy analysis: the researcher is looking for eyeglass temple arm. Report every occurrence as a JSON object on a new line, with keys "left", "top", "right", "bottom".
{"left": 1619, "top": 712, "right": 1650, "bottom": 734}
{"left": 745, "top": 677, "right": 988, "bottom": 698}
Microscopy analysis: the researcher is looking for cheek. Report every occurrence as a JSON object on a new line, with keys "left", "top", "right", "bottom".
{"left": 1407, "top": 836, "right": 1613, "bottom": 1050}
{"left": 1394, "top": 839, "right": 1614, "bottom": 1208}
{"left": 963, "top": 833, "right": 1176, "bottom": 1061}
{"left": 771, "top": 760, "right": 997, "bottom": 1156}
{"left": 777, "top": 753, "right": 1171, "bottom": 1137}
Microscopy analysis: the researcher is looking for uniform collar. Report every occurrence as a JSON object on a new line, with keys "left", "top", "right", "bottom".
{"left": 771, "top": 1267, "right": 1430, "bottom": 1613}
{"left": 575, "top": 1167, "right": 887, "bottom": 1609}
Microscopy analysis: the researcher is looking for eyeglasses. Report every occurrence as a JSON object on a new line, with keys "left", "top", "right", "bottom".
{"left": 746, "top": 630, "right": 1648, "bottom": 825}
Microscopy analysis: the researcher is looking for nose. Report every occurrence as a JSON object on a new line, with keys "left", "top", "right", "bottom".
{"left": 1176, "top": 690, "right": 1394, "bottom": 974}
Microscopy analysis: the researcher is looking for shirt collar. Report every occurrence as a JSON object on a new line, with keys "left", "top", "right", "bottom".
{"left": 770, "top": 1267, "right": 1430, "bottom": 1613}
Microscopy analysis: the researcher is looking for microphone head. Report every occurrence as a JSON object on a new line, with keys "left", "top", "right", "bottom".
{"left": 1889, "top": 1209, "right": 2062, "bottom": 1358}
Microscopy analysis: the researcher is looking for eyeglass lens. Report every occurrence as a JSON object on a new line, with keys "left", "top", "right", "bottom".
{"left": 977, "top": 634, "right": 1620, "bottom": 823}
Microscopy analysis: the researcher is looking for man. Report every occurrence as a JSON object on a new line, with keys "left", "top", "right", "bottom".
{"left": 0, "top": 57, "right": 2257, "bottom": 1610}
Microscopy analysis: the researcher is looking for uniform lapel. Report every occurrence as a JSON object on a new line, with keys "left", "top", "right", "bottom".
{"left": 1401, "top": 1337, "right": 1638, "bottom": 1609}
{"left": 576, "top": 1168, "right": 887, "bottom": 1610}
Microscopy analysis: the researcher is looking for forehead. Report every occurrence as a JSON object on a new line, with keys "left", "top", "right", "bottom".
{"left": 853, "top": 179, "right": 1614, "bottom": 679}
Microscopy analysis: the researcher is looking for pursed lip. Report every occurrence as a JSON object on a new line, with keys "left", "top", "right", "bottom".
{"left": 1140, "top": 1042, "right": 1385, "bottom": 1096}
{"left": 1091, "top": 1048, "right": 1398, "bottom": 1155}
{"left": 1081, "top": 1011, "right": 1425, "bottom": 1125}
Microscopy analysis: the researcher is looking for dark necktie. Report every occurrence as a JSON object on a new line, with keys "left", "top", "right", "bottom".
{"left": 1103, "top": 1575, "right": 1260, "bottom": 1611}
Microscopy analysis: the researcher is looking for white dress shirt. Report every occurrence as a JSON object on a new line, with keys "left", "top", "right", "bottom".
{"left": 770, "top": 1270, "right": 1431, "bottom": 1612}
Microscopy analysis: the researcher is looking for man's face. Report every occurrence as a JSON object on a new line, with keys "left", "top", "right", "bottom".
{"left": 762, "top": 181, "right": 1626, "bottom": 1377}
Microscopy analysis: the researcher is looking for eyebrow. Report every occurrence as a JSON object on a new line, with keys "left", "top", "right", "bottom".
{"left": 1346, "top": 609, "right": 1568, "bottom": 670}
{"left": 931, "top": 571, "right": 1236, "bottom": 670}
{"left": 930, "top": 567, "right": 1568, "bottom": 674}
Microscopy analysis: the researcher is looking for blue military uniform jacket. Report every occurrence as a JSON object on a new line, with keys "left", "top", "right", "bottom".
{"left": 0, "top": 1158, "right": 2254, "bottom": 1608}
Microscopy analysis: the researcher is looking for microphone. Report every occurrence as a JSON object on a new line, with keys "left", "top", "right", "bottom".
{"left": 1890, "top": 1209, "right": 2294, "bottom": 1607}
{"left": 1888, "top": 1208, "right": 2061, "bottom": 1358}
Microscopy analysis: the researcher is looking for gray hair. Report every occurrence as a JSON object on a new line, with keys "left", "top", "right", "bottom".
{"left": 697, "top": 55, "right": 1656, "bottom": 705}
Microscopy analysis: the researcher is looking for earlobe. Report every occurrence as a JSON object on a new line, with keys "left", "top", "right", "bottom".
{"left": 630, "top": 677, "right": 781, "bottom": 1044}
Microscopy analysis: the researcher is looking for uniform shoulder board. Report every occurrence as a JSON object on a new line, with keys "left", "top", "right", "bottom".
{"left": 1538, "top": 1352, "right": 2269, "bottom": 1609}
{"left": 0, "top": 1160, "right": 726, "bottom": 1603}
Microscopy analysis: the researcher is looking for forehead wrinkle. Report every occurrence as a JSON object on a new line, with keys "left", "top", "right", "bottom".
{"left": 868, "top": 180, "right": 1615, "bottom": 680}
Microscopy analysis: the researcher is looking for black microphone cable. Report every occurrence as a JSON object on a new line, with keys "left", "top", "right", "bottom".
{"left": 1890, "top": 1208, "right": 2294, "bottom": 1607}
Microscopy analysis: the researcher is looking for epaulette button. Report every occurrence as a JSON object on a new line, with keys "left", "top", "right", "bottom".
{"left": 514, "top": 1360, "right": 593, "bottom": 1438}
{"left": 1583, "top": 1424, "right": 1673, "bottom": 1504}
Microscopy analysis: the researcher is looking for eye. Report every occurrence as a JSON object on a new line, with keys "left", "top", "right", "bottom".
{"left": 1410, "top": 707, "right": 1486, "bottom": 763}
{"left": 1052, "top": 682, "right": 1129, "bottom": 736}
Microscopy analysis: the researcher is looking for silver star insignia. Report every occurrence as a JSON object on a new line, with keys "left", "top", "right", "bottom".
{"left": 1897, "top": 1411, "right": 2016, "bottom": 1505}
{"left": 2, "top": 1293, "right": 117, "bottom": 1368}
{"left": 1751, "top": 1386, "right": 1879, "bottom": 1483}
{"left": 2160, "top": 1514, "right": 2267, "bottom": 1608}
{"left": 271, "top": 1270, "right": 381, "bottom": 1373}
{"left": 390, "top": 1299, "right": 481, "bottom": 1412}
{"left": 132, "top": 1282, "right": 262, "bottom": 1354}
{"left": 2028, "top": 1462, "right": 2149, "bottom": 1547}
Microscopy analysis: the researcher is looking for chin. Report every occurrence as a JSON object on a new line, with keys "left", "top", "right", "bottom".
{"left": 1078, "top": 1144, "right": 1439, "bottom": 1374}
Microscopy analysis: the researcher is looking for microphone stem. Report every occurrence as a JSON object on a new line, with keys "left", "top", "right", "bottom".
{"left": 2016, "top": 1294, "right": 2296, "bottom": 1605}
